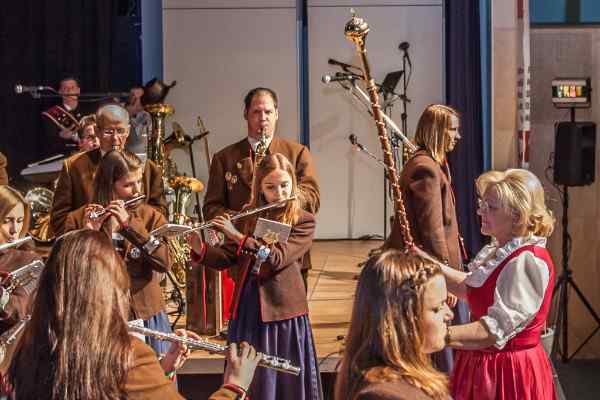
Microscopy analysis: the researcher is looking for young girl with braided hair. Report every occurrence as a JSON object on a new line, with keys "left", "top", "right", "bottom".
{"left": 335, "top": 250, "right": 454, "bottom": 400}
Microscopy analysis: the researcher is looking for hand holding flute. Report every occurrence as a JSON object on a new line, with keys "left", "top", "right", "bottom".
{"left": 83, "top": 194, "right": 145, "bottom": 231}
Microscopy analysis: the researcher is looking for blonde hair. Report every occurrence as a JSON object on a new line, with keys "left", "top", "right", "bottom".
{"left": 0, "top": 185, "right": 31, "bottom": 239}
{"left": 414, "top": 104, "right": 460, "bottom": 163}
{"left": 335, "top": 250, "right": 449, "bottom": 400}
{"left": 476, "top": 169, "right": 554, "bottom": 238}
{"left": 239, "top": 153, "right": 301, "bottom": 234}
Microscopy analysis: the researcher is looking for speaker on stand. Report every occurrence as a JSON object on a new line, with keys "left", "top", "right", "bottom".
{"left": 551, "top": 112, "right": 600, "bottom": 362}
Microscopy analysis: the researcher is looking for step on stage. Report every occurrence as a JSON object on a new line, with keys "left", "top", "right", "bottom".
{"left": 173, "top": 240, "right": 381, "bottom": 398}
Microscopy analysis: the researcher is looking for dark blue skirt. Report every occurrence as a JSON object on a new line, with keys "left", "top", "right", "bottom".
{"left": 228, "top": 275, "right": 323, "bottom": 400}
{"left": 143, "top": 309, "right": 173, "bottom": 355}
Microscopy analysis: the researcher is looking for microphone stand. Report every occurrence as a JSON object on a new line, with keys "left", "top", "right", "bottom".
{"left": 399, "top": 47, "right": 411, "bottom": 164}
{"left": 23, "top": 91, "right": 129, "bottom": 101}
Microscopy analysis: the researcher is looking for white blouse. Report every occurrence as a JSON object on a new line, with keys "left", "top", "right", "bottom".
{"left": 465, "top": 236, "right": 551, "bottom": 349}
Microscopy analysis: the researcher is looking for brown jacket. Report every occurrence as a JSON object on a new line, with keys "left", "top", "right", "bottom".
{"left": 65, "top": 203, "right": 170, "bottom": 320}
{"left": 0, "top": 152, "right": 7, "bottom": 185}
{"left": 0, "top": 249, "right": 41, "bottom": 333}
{"left": 355, "top": 379, "right": 449, "bottom": 400}
{"left": 126, "top": 337, "right": 237, "bottom": 400}
{"left": 203, "top": 136, "right": 319, "bottom": 273}
{"left": 204, "top": 136, "right": 320, "bottom": 218}
{"left": 195, "top": 209, "right": 315, "bottom": 322}
{"left": 49, "top": 148, "right": 166, "bottom": 236}
{"left": 386, "top": 151, "right": 462, "bottom": 270}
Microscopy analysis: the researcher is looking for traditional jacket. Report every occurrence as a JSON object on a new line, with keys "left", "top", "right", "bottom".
{"left": 354, "top": 379, "right": 450, "bottom": 400}
{"left": 65, "top": 203, "right": 170, "bottom": 320}
{"left": 49, "top": 148, "right": 166, "bottom": 236}
{"left": 386, "top": 150, "right": 462, "bottom": 270}
{"left": 203, "top": 136, "right": 319, "bottom": 274}
{"left": 192, "top": 209, "right": 315, "bottom": 322}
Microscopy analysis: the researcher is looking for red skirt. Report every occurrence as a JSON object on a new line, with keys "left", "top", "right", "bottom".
{"left": 450, "top": 343, "right": 555, "bottom": 400}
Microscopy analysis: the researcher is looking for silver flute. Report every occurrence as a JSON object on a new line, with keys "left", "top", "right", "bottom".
{"left": 128, "top": 321, "right": 301, "bottom": 375}
{"left": 0, "top": 315, "right": 30, "bottom": 363}
{"left": 88, "top": 194, "right": 146, "bottom": 220}
{"left": 0, "top": 236, "right": 33, "bottom": 252}
{"left": 171, "top": 195, "right": 297, "bottom": 238}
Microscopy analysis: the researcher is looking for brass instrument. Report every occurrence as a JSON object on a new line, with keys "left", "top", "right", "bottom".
{"left": 344, "top": 9, "right": 414, "bottom": 249}
{"left": 0, "top": 316, "right": 30, "bottom": 366}
{"left": 167, "top": 196, "right": 296, "bottom": 239}
{"left": 144, "top": 103, "right": 175, "bottom": 171}
{"left": 88, "top": 194, "right": 146, "bottom": 220}
{"left": 0, "top": 237, "right": 33, "bottom": 252}
{"left": 2, "top": 260, "right": 44, "bottom": 295}
{"left": 128, "top": 321, "right": 301, "bottom": 375}
{"left": 25, "top": 187, "right": 55, "bottom": 242}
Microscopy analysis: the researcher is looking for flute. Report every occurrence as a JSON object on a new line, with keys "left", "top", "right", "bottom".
{"left": 128, "top": 321, "right": 301, "bottom": 375}
{"left": 0, "top": 316, "right": 30, "bottom": 363}
{"left": 171, "top": 195, "right": 296, "bottom": 238}
{"left": 0, "top": 236, "right": 33, "bottom": 252}
{"left": 88, "top": 194, "right": 146, "bottom": 220}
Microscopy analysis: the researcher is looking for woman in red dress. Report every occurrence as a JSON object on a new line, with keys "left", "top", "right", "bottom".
{"left": 438, "top": 169, "right": 555, "bottom": 400}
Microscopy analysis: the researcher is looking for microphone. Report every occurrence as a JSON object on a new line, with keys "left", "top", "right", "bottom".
{"left": 322, "top": 72, "right": 361, "bottom": 84}
{"left": 398, "top": 41, "right": 412, "bottom": 67}
{"left": 328, "top": 58, "right": 361, "bottom": 71}
{"left": 348, "top": 134, "right": 366, "bottom": 151}
{"left": 14, "top": 84, "right": 51, "bottom": 94}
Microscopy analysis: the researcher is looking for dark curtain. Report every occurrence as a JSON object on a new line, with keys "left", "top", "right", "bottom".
{"left": 445, "top": 1, "right": 485, "bottom": 259}
{"left": 0, "top": 1, "right": 118, "bottom": 183}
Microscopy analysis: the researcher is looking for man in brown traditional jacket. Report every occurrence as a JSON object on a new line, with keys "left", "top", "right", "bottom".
{"left": 203, "top": 87, "right": 320, "bottom": 288}
{"left": 49, "top": 104, "right": 166, "bottom": 237}
{"left": 385, "top": 104, "right": 467, "bottom": 372}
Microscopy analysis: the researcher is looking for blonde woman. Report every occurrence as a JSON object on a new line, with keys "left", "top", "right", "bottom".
{"left": 439, "top": 169, "right": 556, "bottom": 400}
{"left": 0, "top": 186, "right": 40, "bottom": 333}
{"left": 335, "top": 250, "right": 454, "bottom": 400}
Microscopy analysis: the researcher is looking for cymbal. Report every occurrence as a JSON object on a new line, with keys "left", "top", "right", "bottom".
{"left": 170, "top": 176, "right": 204, "bottom": 192}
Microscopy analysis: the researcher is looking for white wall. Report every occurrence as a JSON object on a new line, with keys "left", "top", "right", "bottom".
{"left": 163, "top": 0, "right": 444, "bottom": 238}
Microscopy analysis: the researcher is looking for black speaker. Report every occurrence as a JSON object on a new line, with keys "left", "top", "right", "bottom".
{"left": 553, "top": 121, "right": 596, "bottom": 186}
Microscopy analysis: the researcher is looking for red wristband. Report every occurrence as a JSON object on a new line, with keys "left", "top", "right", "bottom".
{"left": 222, "top": 383, "right": 247, "bottom": 399}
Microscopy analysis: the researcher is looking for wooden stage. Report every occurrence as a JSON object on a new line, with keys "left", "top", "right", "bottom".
{"left": 174, "top": 239, "right": 382, "bottom": 375}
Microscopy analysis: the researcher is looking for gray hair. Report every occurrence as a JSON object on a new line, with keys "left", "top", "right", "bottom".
{"left": 96, "top": 104, "right": 130, "bottom": 128}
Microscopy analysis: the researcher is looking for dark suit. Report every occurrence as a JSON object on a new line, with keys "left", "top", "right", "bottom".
{"left": 386, "top": 150, "right": 462, "bottom": 270}
{"left": 49, "top": 148, "right": 166, "bottom": 236}
{"left": 65, "top": 203, "right": 170, "bottom": 320}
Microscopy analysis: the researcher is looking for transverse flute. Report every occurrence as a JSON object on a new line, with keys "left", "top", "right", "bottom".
{"left": 128, "top": 321, "right": 301, "bottom": 375}
{"left": 0, "top": 236, "right": 33, "bottom": 252}
{"left": 169, "top": 195, "right": 297, "bottom": 238}
{"left": 88, "top": 194, "right": 146, "bottom": 220}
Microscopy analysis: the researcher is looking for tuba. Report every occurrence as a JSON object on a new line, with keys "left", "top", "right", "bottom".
{"left": 144, "top": 103, "right": 174, "bottom": 172}
{"left": 344, "top": 9, "right": 414, "bottom": 249}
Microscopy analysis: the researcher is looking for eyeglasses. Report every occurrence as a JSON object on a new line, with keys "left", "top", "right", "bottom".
{"left": 81, "top": 134, "right": 98, "bottom": 141}
{"left": 477, "top": 198, "right": 501, "bottom": 213}
{"left": 101, "top": 127, "right": 128, "bottom": 137}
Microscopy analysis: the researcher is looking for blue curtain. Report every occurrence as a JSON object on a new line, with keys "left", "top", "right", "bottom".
{"left": 445, "top": 0, "right": 485, "bottom": 259}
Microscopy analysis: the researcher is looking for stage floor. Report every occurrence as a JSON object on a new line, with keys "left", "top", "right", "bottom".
{"left": 174, "top": 239, "right": 382, "bottom": 374}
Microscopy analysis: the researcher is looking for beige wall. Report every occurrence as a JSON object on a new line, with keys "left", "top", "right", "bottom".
{"left": 492, "top": 2, "right": 600, "bottom": 358}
